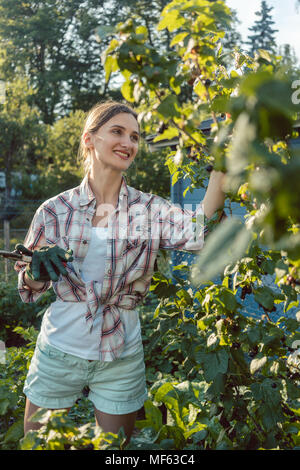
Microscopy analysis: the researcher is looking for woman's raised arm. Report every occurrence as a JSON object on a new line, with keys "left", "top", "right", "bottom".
{"left": 202, "top": 170, "right": 226, "bottom": 220}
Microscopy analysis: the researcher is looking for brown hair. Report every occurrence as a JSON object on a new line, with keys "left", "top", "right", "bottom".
{"left": 77, "top": 100, "right": 139, "bottom": 174}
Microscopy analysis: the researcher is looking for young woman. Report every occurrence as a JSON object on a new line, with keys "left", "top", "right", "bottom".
{"left": 14, "top": 100, "right": 226, "bottom": 443}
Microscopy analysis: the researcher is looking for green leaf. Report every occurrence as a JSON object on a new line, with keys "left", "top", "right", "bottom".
{"left": 257, "top": 49, "right": 272, "bottom": 63}
{"left": 158, "top": 425, "right": 186, "bottom": 449}
{"left": 154, "top": 383, "right": 185, "bottom": 429}
{"left": 157, "top": 10, "right": 185, "bottom": 32}
{"left": 253, "top": 287, "right": 275, "bottom": 311}
{"left": 147, "top": 330, "right": 161, "bottom": 351}
{"left": 171, "top": 170, "right": 181, "bottom": 185}
{"left": 205, "top": 373, "right": 226, "bottom": 400}
{"left": 0, "top": 398, "right": 10, "bottom": 415}
{"left": 104, "top": 55, "right": 118, "bottom": 83}
{"left": 170, "top": 32, "right": 189, "bottom": 47}
{"left": 194, "top": 80, "right": 207, "bottom": 99}
{"left": 250, "top": 379, "right": 284, "bottom": 431}
{"left": 135, "top": 400, "right": 162, "bottom": 432}
{"left": 153, "top": 127, "right": 179, "bottom": 142}
{"left": 196, "top": 349, "right": 229, "bottom": 382}
{"left": 121, "top": 80, "right": 134, "bottom": 103}
{"left": 29, "top": 408, "right": 52, "bottom": 424}
{"left": 170, "top": 76, "right": 181, "bottom": 95}
{"left": 157, "top": 95, "right": 181, "bottom": 119}
{"left": 251, "top": 379, "right": 281, "bottom": 409}
{"left": 19, "top": 431, "right": 43, "bottom": 450}
{"left": 135, "top": 25, "right": 148, "bottom": 38}
{"left": 250, "top": 355, "right": 267, "bottom": 374}
{"left": 3, "top": 418, "right": 24, "bottom": 444}
{"left": 96, "top": 25, "right": 115, "bottom": 42}
{"left": 191, "top": 217, "right": 252, "bottom": 285}
{"left": 155, "top": 382, "right": 176, "bottom": 403}
{"left": 183, "top": 186, "right": 190, "bottom": 198}
{"left": 176, "top": 288, "right": 193, "bottom": 304}
{"left": 217, "top": 289, "right": 239, "bottom": 312}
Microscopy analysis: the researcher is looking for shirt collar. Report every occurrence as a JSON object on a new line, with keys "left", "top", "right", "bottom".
{"left": 79, "top": 173, "right": 129, "bottom": 207}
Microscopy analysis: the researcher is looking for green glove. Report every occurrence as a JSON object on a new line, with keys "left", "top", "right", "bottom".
{"left": 15, "top": 244, "right": 73, "bottom": 282}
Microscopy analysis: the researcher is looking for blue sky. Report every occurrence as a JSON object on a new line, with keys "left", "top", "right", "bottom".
{"left": 226, "top": 0, "right": 300, "bottom": 62}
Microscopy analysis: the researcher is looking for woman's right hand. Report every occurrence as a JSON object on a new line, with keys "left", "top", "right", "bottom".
{"left": 15, "top": 244, "right": 73, "bottom": 282}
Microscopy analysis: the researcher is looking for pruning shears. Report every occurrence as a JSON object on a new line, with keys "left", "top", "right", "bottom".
{"left": 0, "top": 249, "right": 32, "bottom": 263}
{"left": 0, "top": 248, "right": 69, "bottom": 268}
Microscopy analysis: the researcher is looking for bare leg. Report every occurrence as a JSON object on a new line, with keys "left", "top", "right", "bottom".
{"left": 94, "top": 407, "right": 137, "bottom": 447}
{"left": 24, "top": 398, "right": 71, "bottom": 435}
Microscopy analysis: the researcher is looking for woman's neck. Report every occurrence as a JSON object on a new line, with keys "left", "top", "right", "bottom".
{"left": 88, "top": 168, "right": 123, "bottom": 206}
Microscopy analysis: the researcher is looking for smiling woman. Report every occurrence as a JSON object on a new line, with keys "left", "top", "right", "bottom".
{"left": 77, "top": 101, "right": 141, "bottom": 227}
{"left": 78, "top": 101, "right": 140, "bottom": 175}
{"left": 14, "top": 99, "right": 226, "bottom": 447}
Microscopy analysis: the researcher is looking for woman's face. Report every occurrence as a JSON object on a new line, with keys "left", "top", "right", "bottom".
{"left": 85, "top": 112, "right": 140, "bottom": 172}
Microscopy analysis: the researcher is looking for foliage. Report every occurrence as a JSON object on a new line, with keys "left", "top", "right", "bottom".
{"left": 19, "top": 408, "right": 128, "bottom": 450}
{"left": 97, "top": 0, "right": 300, "bottom": 449}
{"left": 1, "top": 301, "right": 299, "bottom": 450}
{"left": 0, "top": 0, "right": 110, "bottom": 123}
{"left": 0, "top": 277, "right": 55, "bottom": 346}
{"left": 147, "top": 272, "right": 300, "bottom": 449}
{"left": 1, "top": 0, "right": 300, "bottom": 451}
{"left": 126, "top": 141, "right": 171, "bottom": 199}
{"left": 0, "top": 75, "right": 46, "bottom": 199}
{"left": 0, "top": 326, "right": 37, "bottom": 449}
{"left": 0, "top": 0, "right": 190, "bottom": 123}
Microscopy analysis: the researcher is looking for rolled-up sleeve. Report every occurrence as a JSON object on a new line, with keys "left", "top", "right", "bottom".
{"left": 156, "top": 196, "right": 227, "bottom": 253}
{"left": 14, "top": 204, "right": 51, "bottom": 303}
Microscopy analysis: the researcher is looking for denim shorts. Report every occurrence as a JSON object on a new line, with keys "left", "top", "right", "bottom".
{"left": 23, "top": 334, "right": 148, "bottom": 415}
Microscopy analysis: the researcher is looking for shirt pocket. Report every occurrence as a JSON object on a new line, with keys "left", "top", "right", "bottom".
{"left": 123, "top": 236, "right": 142, "bottom": 254}
{"left": 122, "top": 237, "right": 147, "bottom": 269}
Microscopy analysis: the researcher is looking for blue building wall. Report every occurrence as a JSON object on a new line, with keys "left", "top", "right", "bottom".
{"left": 170, "top": 171, "right": 299, "bottom": 322}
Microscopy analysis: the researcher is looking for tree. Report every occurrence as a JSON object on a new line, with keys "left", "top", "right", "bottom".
{"left": 245, "top": 1, "right": 278, "bottom": 56}
{"left": 0, "top": 0, "right": 181, "bottom": 125}
{"left": 220, "top": 7, "right": 243, "bottom": 67}
{"left": 278, "top": 44, "right": 298, "bottom": 72}
{"left": 0, "top": 0, "right": 113, "bottom": 124}
{"left": 109, "top": 0, "right": 172, "bottom": 50}
{"left": 0, "top": 75, "right": 46, "bottom": 201}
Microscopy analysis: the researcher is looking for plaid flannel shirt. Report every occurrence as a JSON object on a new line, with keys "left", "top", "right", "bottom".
{"left": 14, "top": 174, "right": 226, "bottom": 361}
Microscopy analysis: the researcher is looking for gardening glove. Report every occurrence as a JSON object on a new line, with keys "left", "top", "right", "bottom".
{"left": 15, "top": 243, "right": 73, "bottom": 282}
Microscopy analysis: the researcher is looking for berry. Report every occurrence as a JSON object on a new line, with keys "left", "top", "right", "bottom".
{"left": 231, "top": 322, "right": 240, "bottom": 332}
{"left": 249, "top": 346, "right": 258, "bottom": 358}
{"left": 286, "top": 275, "right": 299, "bottom": 288}
{"left": 256, "top": 255, "right": 264, "bottom": 267}
{"left": 241, "top": 193, "right": 249, "bottom": 201}
{"left": 191, "top": 46, "right": 200, "bottom": 54}
{"left": 241, "top": 285, "right": 252, "bottom": 299}
{"left": 205, "top": 164, "right": 214, "bottom": 173}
